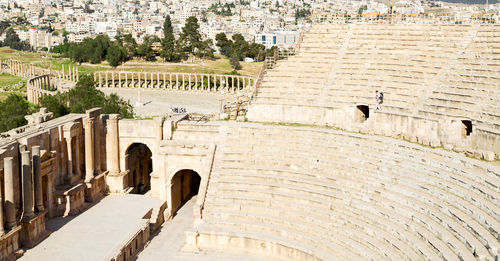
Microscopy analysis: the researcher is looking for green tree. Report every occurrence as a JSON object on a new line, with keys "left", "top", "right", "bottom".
{"left": 137, "top": 37, "right": 156, "bottom": 61}
{"left": 122, "top": 34, "right": 138, "bottom": 58}
{"left": 160, "top": 15, "right": 179, "bottom": 62}
{"left": 178, "top": 16, "right": 201, "bottom": 55}
{"left": 215, "top": 32, "right": 232, "bottom": 57}
{"left": 230, "top": 52, "right": 241, "bottom": 70}
{"left": 40, "top": 75, "right": 134, "bottom": 118}
{"left": 38, "top": 95, "right": 68, "bottom": 118}
{"left": 0, "top": 93, "right": 37, "bottom": 132}
{"left": 68, "top": 44, "right": 87, "bottom": 64}
{"left": 106, "top": 44, "right": 127, "bottom": 67}
{"left": 195, "top": 39, "right": 215, "bottom": 59}
{"left": 3, "top": 28, "right": 28, "bottom": 50}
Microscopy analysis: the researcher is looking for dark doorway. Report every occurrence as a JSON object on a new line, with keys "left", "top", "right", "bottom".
{"left": 461, "top": 120, "right": 473, "bottom": 138}
{"left": 171, "top": 169, "right": 201, "bottom": 214}
{"left": 125, "top": 143, "right": 153, "bottom": 194}
{"left": 356, "top": 105, "right": 370, "bottom": 123}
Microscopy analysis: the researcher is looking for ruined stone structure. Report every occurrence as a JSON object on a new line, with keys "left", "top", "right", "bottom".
{"left": 247, "top": 23, "right": 500, "bottom": 158}
{"left": 94, "top": 71, "right": 256, "bottom": 93}
{"left": 0, "top": 108, "right": 107, "bottom": 259}
{"left": 2, "top": 22, "right": 500, "bottom": 261}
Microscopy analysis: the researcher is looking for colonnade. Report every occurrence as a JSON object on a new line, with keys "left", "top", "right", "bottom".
{"left": 94, "top": 71, "right": 256, "bottom": 93}
{"left": 27, "top": 75, "right": 58, "bottom": 105}
{"left": 0, "top": 59, "right": 37, "bottom": 78}
{"left": 0, "top": 146, "right": 45, "bottom": 234}
{"left": 59, "top": 64, "right": 79, "bottom": 82}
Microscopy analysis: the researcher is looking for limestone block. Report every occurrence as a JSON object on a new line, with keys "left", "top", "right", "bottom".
{"left": 430, "top": 139, "right": 441, "bottom": 147}
{"left": 473, "top": 151, "right": 482, "bottom": 159}
{"left": 443, "top": 143, "right": 453, "bottom": 150}
{"left": 482, "top": 151, "right": 495, "bottom": 161}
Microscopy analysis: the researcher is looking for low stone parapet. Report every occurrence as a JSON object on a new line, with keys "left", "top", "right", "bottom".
{"left": 54, "top": 183, "right": 87, "bottom": 217}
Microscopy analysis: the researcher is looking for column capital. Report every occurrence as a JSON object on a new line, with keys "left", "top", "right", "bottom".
{"left": 108, "top": 114, "right": 119, "bottom": 122}
{"left": 83, "top": 117, "right": 94, "bottom": 128}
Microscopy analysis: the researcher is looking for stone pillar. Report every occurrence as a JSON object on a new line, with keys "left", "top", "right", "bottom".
{"left": 75, "top": 135, "right": 81, "bottom": 177}
{"left": 155, "top": 117, "right": 163, "bottom": 144}
{"left": 0, "top": 176, "right": 4, "bottom": 234}
{"left": 108, "top": 114, "right": 120, "bottom": 174}
{"left": 105, "top": 72, "right": 108, "bottom": 88}
{"left": 182, "top": 74, "right": 185, "bottom": 90}
{"left": 137, "top": 72, "right": 141, "bottom": 88}
{"left": 21, "top": 151, "right": 34, "bottom": 221}
{"left": 169, "top": 74, "right": 173, "bottom": 89}
{"left": 118, "top": 72, "right": 121, "bottom": 88}
{"left": 65, "top": 136, "right": 73, "bottom": 180}
{"left": 188, "top": 74, "right": 192, "bottom": 90}
{"left": 94, "top": 117, "right": 102, "bottom": 174}
{"left": 111, "top": 71, "right": 115, "bottom": 88}
{"left": 76, "top": 67, "right": 79, "bottom": 81}
{"left": 84, "top": 118, "right": 95, "bottom": 182}
{"left": 98, "top": 72, "right": 102, "bottom": 88}
{"left": 32, "top": 146, "right": 44, "bottom": 212}
{"left": 3, "top": 157, "right": 15, "bottom": 230}
{"left": 176, "top": 74, "right": 179, "bottom": 89}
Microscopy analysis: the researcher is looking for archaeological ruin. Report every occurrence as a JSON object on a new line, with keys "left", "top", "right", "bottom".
{"left": 0, "top": 21, "right": 499, "bottom": 261}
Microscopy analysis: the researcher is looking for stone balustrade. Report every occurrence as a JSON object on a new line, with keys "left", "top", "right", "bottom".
{"left": 93, "top": 71, "right": 256, "bottom": 93}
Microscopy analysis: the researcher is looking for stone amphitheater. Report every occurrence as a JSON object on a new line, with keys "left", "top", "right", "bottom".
{"left": 0, "top": 22, "right": 499, "bottom": 261}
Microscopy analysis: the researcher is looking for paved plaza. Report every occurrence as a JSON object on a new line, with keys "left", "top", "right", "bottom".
{"left": 100, "top": 89, "right": 222, "bottom": 117}
{"left": 20, "top": 195, "right": 163, "bottom": 261}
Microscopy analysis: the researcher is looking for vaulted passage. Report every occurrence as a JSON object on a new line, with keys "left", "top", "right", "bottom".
{"left": 125, "top": 143, "right": 153, "bottom": 194}
{"left": 171, "top": 169, "right": 201, "bottom": 215}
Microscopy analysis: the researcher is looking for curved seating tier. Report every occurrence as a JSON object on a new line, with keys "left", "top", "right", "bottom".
{"left": 196, "top": 123, "right": 500, "bottom": 261}
{"left": 247, "top": 24, "right": 500, "bottom": 157}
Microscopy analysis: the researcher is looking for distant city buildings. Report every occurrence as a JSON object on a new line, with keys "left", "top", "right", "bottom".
{"left": 0, "top": 0, "right": 498, "bottom": 51}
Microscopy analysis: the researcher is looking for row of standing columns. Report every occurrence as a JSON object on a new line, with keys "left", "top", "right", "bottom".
{"left": 0, "top": 146, "right": 44, "bottom": 235}
{"left": 95, "top": 71, "right": 256, "bottom": 93}
{"left": 0, "top": 59, "right": 37, "bottom": 78}
{"left": 27, "top": 75, "right": 57, "bottom": 105}
{"left": 59, "top": 64, "right": 79, "bottom": 82}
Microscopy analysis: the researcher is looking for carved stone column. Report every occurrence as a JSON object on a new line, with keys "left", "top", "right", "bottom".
{"left": 32, "top": 146, "right": 44, "bottom": 212}
{"left": 65, "top": 136, "right": 73, "bottom": 180}
{"left": 94, "top": 117, "right": 102, "bottom": 174}
{"left": 3, "top": 157, "right": 16, "bottom": 229}
{"left": 21, "top": 151, "right": 34, "bottom": 221}
{"left": 0, "top": 181, "right": 4, "bottom": 234}
{"left": 107, "top": 114, "right": 120, "bottom": 174}
{"left": 84, "top": 118, "right": 95, "bottom": 182}
{"left": 75, "top": 134, "right": 81, "bottom": 178}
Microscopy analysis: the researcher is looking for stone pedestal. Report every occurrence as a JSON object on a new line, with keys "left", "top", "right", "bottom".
{"left": 54, "top": 183, "right": 87, "bottom": 217}
{"left": 19, "top": 211, "right": 50, "bottom": 248}
{"left": 0, "top": 226, "right": 22, "bottom": 261}
{"left": 84, "top": 172, "right": 107, "bottom": 202}
{"left": 105, "top": 171, "right": 129, "bottom": 194}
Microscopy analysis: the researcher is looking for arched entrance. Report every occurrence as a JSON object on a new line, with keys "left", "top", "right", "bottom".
{"left": 125, "top": 143, "right": 153, "bottom": 194}
{"left": 171, "top": 169, "right": 201, "bottom": 214}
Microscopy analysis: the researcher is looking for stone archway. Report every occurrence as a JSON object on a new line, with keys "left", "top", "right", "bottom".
{"left": 170, "top": 169, "right": 201, "bottom": 215}
{"left": 125, "top": 143, "right": 153, "bottom": 194}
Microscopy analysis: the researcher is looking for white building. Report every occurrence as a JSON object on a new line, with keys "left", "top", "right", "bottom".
{"left": 254, "top": 30, "right": 300, "bottom": 49}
